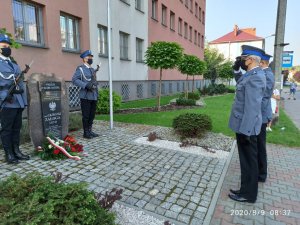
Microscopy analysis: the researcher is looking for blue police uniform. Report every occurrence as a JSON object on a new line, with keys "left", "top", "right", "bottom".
{"left": 228, "top": 45, "right": 266, "bottom": 203}
{"left": 257, "top": 53, "right": 275, "bottom": 182}
{"left": 72, "top": 50, "right": 99, "bottom": 139}
{"left": 0, "top": 34, "right": 29, "bottom": 164}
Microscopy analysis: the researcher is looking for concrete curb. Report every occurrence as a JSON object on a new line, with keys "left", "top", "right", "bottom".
{"left": 202, "top": 140, "right": 236, "bottom": 225}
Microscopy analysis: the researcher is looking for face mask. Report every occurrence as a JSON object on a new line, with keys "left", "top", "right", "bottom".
{"left": 87, "top": 58, "right": 93, "bottom": 65}
{"left": 240, "top": 59, "right": 248, "bottom": 71}
{"left": 0, "top": 47, "right": 11, "bottom": 57}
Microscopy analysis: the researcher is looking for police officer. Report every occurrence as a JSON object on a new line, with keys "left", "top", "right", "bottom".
{"left": 0, "top": 34, "right": 29, "bottom": 164}
{"left": 228, "top": 45, "right": 266, "bottom": 203}
{"left": 72, "top": 50, "right": 99, "bottom": 139}
{"left": 257, "top": 53, "right": 274, "bottom": 182}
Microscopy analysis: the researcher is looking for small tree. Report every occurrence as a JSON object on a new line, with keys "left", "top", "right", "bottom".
{"left": 0, "top": 28, "right": 22, "bottom": 49}
{"left": 145, "top": 41, "right": 183, "bottom": 111}
{"left": 178, "top": 54, "right": 206, "bottom": 97}
{"left": 204, "top": 46, "right": 226, "bottom": 84}
{"left": 218, "top": 60, "right": 234, "bottom": 86}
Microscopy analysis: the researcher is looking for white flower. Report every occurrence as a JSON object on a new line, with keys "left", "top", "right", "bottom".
{"left": 55, "top": 142, "right": 60, "bottom": 145}
{"left": 48, "top": 145, "right": 53, "bottom": 149}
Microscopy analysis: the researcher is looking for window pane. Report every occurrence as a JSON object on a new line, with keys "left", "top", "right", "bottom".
{"left": 13, "top": 0, "right": 25, "bottom": 41}
{"left": 60, "top": 16, "right": 66, "bottom": 48}
{"left": 98, "top": 26, "right": 108, "bottom": 55}
{"left": 25, "top": 4, "right": 38, "bottom": 42}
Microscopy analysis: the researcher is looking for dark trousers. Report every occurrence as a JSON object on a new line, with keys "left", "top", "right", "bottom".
{"left": 257, "top": 123, "right": 267, "bottom": 181}
{"left": 236, "top": 133, "right": 258, "bottom": 201}
{"left": 0, "top": 108, "right": 23, "bottom": 145}
{"left": 80, "top": 99, "right": 97, "bottom": 130}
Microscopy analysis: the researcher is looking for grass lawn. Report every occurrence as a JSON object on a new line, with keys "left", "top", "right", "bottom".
{"left": 96, "top": 94, "right": 300, "bottom": 147}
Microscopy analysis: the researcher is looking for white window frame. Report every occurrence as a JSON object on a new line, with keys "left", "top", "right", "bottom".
{"left": 136, "top": 38, "right": 144, "bottom": 62}
{"left": 98, "top": 25, "right": 108, "bottom": 56}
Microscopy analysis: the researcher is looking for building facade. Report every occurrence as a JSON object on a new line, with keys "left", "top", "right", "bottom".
{"left": 209, "top": 25, "right": 264, "bottom": 61}
{"left": 0, "top": 0, "right": 206, "bottom": 102}
{"left": 0, "top": 0, "right": 90, "bottom": 81}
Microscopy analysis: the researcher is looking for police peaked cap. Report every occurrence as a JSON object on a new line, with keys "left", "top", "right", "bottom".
{"left": 261, "top": 53, "right": 272, "bottom": 61}
{"left": 0, "top": 34, "right": 12, "bottom": 45}
{"left": 241, "top": 45, "right": 265, "bottom": 58}
{"left": 80, "top": 50, "right": 93, "bottom": 58}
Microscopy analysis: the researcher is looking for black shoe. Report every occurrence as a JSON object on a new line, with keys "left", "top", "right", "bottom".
{"left": 6, "top": 158, "right": 19, "bottom": 164}
{"left": 90, "top": 131, "right": 99, "bottom": 137}
{"left": 13, "top": 146, "right": 30, "bottom": 160}
{"left": 230, "top": 189, "right": 241, "bottom": 195}
{"left": 83, "top": 133, "right": 93, "bottom": 139}
{"left": 228, "top": 193, "right": 256, "bottom": 203}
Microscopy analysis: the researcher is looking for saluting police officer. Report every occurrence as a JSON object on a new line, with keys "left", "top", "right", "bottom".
{"left": 0, "top": 34, "right": 29, "bottom": 164}
{"left": 72, "top": 50, "right": 99, "bottom": 139}
{"left": 228, "top": 45, "right": 266, "bottom": 203}
{"left": 257, "top": 53, "right": 274, "bottom": 182}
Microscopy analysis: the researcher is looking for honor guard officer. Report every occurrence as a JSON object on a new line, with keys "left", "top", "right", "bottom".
{"left": 257, "top": 53, "right": 274, "bottom": 182}
{"left": 228, "top": 45, "right": 266, "bottom": 203}
{"left": 0, "top": 34, "right": 29, "bottom": 164}
{"left": 72, "top": 50, "right": 99, "bottom": 139}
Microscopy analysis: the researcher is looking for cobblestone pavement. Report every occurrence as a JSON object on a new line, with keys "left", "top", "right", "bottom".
{"left": 210, "top": 144, "right": 300, "bottom": 225}
{"left": 0, "top": 121, "right": 233, "bottom": 225}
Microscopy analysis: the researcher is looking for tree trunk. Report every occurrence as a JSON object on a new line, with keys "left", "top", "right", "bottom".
{"left": 157, "top": 68, "right": 163, "bottom": 111}
{"left": 185, "top": 75, "right": 188, "bottom": 98}
{"left": 192, "top": 75, "right": 195, "bottom": 92}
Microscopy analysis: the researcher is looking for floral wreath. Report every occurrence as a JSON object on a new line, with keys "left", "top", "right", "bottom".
{"left": 36, "top": 134, "right": 84, "bottom": 160}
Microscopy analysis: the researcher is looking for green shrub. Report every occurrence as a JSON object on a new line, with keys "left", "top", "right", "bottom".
{"left": 97, "top": 88, "right": 122, "bottom": 114}
{"left": 176, "top": 97, "right": 196, "bottom": 106}
{"left": 69, "top": 112, "right": 82, "bottom": 131}
{"left": 179, "top": 91, "right": 200, "bottom": 100}
{"left": 0, "top": 173, "right": 116, "bottom": 225}
{"left": 172, "top": 113, "right": 212, "bottom": 138}
{"left": 199, "top": 84, "right": 228, "bottom": 96}
{"left": 227, "top": 87, "right": 236, "bottom": 93}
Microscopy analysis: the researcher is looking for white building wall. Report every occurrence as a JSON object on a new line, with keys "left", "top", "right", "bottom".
{"left": 88, "top": 0, "right": 148, "bottom": 81}
{"left": 209, "top": 40, "right": 263, "bottom": 61}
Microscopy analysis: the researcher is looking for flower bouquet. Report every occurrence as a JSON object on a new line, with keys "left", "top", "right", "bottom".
{"left": 36, "top": 134, "right": 84, "bottom": 160}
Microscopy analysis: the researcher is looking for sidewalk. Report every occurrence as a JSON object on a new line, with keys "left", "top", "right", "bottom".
{"left": 209, "top": 89, "right": 300, "bottom": 225}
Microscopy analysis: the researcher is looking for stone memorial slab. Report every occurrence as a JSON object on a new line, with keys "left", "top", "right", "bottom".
{"left": 27, "top": 73, "right": 69, "bottom": 147}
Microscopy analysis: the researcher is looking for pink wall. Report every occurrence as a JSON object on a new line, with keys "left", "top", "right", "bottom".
{"left": 0, "top": 0, "right": 90, "bottom": 81}
{"left": 148, "top": 0, "right": 206, "bottom": 81}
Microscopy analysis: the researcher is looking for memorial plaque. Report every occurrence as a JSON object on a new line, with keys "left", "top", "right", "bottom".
{"left": 39, "top": 81, "right": 62, "bottom": 138}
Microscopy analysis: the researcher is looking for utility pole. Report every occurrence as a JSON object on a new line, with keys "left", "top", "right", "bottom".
{"left": 273, "top": 0, "right": 287, "bottom": 93}
{"left": 272, "top": 0, "right": 287, "bottom": 120}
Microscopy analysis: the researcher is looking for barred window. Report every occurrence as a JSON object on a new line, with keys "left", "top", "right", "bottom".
{"left": 120, "top": 32, "right": 129, "bottom": 60}
{"left": 98, "top": 25, "right": 108, "bottom": 56}
{"left": 60, "top": 14, "right": 80, "bottom": 51}
{"left": 136, "top": 38, "right": 144, "bottom": 62}
{"left": 12, "top": 0, "right": 44, "bottom": 45}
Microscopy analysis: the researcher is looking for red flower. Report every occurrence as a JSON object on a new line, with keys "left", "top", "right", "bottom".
{"left": 73, "top": 144, "right": 83, "bottom": 152}
{"left": 64, "top": 135, "right": 76, "bottom": 145}
{"left": 53, "top": 148, "right": 60, "bottom": 155}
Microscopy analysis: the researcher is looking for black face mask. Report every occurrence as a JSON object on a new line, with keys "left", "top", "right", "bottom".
{"left": 1, "top": 47, "right": 11, "bottom": 57}
{"left": 87, "top": 58, "right": 93, "bottom": 65}
{"left": 240, "top": 59, "right": 248, "bottom": 71}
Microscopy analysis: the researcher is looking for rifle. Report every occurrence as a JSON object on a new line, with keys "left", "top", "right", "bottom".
{"left": 88, "top": 63, "right": 101, "bottom": 91}
{"left": 0, "top": 60, "right": 34, "bottom": 110}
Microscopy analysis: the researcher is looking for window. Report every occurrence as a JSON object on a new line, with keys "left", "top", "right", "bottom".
{"left": 98, "top": 25, "right": 108, "bottom": 56}
{"left": 135, "top": 0, "right": 143, "bottom": 11}
{"left": 189, "top": 26, "right": 192, "bottom": 42}
{"left": 198, "top": 33, "right": 200, "bottom": 47}
{"left": 136, "top": 38, "right": 144, "bottom": 62}
{"left": 120, "top": 32, "right": 129, "bottom": 60}
{"left": 161, "top": 4, "right": 167, "bottom": 26}
{"left": 185, "top": 0, "right": 188, "bottom": 8}
{"left": 194, "top": 30, "right": 197, "bottom": 44}
{"left": 184, "top": 22, "right": 188, "bottom": 39}
{"left": 202, "top": 11, "right": 205, "bottom": 24}
{"left": 170, "top": 11, "right": 175, "bottom": 31}
{"left": 199, "top": 7, "right": 202, "bottom": 21}
{"left": 201, "top": 35, "right": 204, "bottom": 48}
{"left": 60, "top": 14, "right": 80, "bottom": 51}
{"left": 12, "top": 0, "right": 44, "bottom": 45}
{"left": 178, "top": 18, "right": 182, "bottom": 35}
{"left": 195, "top": 2, "right": 198, "bottom": 17}
{"left": 151, "top": 0, "right": 158, "bottom": 20}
